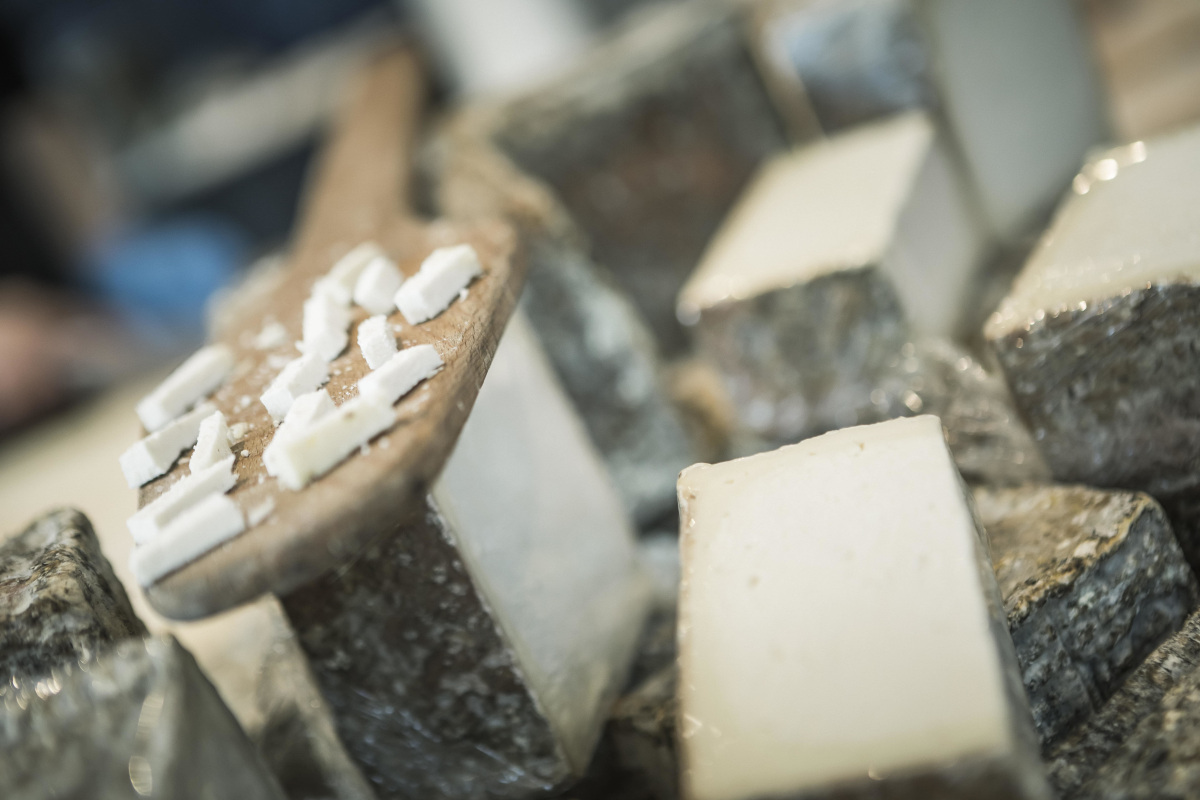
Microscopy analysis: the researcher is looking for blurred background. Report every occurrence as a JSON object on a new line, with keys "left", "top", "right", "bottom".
{"left": 0, "top": 0, "right": 1198, "bottom": 680}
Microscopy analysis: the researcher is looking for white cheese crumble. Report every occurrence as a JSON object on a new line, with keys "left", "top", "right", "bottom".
{"left": 263, "top": 389, "right": 336, "bottom": 477}
{"left": 271, "top": 396, "right": 395, "bottom": 490}
{"left": 253, "top": 320, "right": 290, "bottom": 350}
{"left": 357, "top": 315, "right": 398, "bottom": 370}
{"left": 261, "top": 353, "right": 330, "bottom": 423}
{"left": 136, "top": 345, "right": 233, "bottom": 432}
{"left": 357, "top": 344, "right": 443, "bottom": 406}
{"left": 191, "top": 411, "right": 232, "bottom": 472}
{"left": 120, "top": 402, "right": 216, "bottom": 488}
{"left": 314, "top": 241, "right": 386, "bottom": 305}
{"left": 353, "top": 255, "right": 403, "bottom": 315}
{"left": 129, "top": 493, "right": 246, "bottom": 586}
{"left": 393, "top": 244, "right": 482, "bottom": 324}
{"left": 300, "top": 293, "right": 351, "bottom": 362}
{"left": 126, "top": 455, "right": 236, "bottom": 544}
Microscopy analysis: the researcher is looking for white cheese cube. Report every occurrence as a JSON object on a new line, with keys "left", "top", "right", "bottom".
{"left": 356, "top": 344, "right": 443, "bottom": 406}
{"left": 677, "top": 416, "right": 1047, "bottom": 800}
{"left": 260, "top": 354, "right": 330, "bottom": 423}
{"left": 263, "top": 389, "right": 336, "bottom": 477}
{"left": 271, "top": 396, "right": 395, "bottom": 491}
{"left": 191, "top": 411, "right": 232, "bottom": 472}
{"left": 314, "top": 241, "right": 387, "bottom": 305}
{"left": 129, "top": 493, "right": 246, "bottom": 586}
{"left": 126, "top": 455, "right": 236, "bottom": 545}
{"left": 352, "top": 256, "right": 403, "bottom": 315}
{"left": 356, "top": 315, "right": 398, "bottom": 370}
{"left": 393, "top": 244, "right": 482, "bottom": 325}
{"left": 300, "top": 293, "right": 351, "bottom": 362}
{"left": 120, "top": 402, "right": 217, "bottom": 488}
{"left": 135, "top": 345, "right": 233, "bottom": 432}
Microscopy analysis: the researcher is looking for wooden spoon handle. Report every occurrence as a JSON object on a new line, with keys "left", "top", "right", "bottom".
{"left": 295, "top": 47, "right": 424, "bottom": 258}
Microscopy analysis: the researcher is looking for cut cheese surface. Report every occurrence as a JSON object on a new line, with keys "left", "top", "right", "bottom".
{"left": 677, "top": 416, "right": 1022, "bottom": 800}
{"left": 394, "top": 244, "right": 482, "bottom": 325}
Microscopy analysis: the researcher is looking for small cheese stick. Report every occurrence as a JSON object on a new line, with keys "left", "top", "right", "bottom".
{"left": 357, "top": 344, "right": 443, "bottom": 406}
{"left": 263, "top": 389, "right": 336, "bottom": 476}
{"left": 314, "top": 241, "right": 386, "bottom": 305}
{"left": 357, "top": 315, "right": 398, "bottom": 370}
{"left": 353, "top": 255, "right": 403, "bottom": 315}
{"left": 272, "top": 396, "right": 395, "bottom": 490}
{"left": 394, "top": 244, "right": 482, "bottom": 324}
{"left": 126, "top": 455, "right": 236, "bottom": 545}
{"left": 301, "top": 293, "right": 351, "bottom": 362}
{"left": 136, "top": 345, "right": 233, "bottom": 432}
{"left": 120, "top": 403, "right": 216, "bottom": 488}
{"left": 191, "top": 411, "right": 232, "bottom": 472}
{"left": 261, "top": 354, "right": 329, "bottom": 423}
{"left": 130, "top": 493, "right": 246, "bottom": 586}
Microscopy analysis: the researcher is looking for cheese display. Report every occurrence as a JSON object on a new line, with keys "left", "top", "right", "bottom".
{"left": 986, "top": 125, "right": 1200, "bottom": 567}
{"left": 680, "top": 113, "right": 983, "bottom": 442}
{"left": 282, "top": 314, "right": 649, "bottom": 799}
{"left": 978, "top": 484, "right": 1199, "bottom": 745}
{"left": 677, "top": 417, "right": 1047, "bottom": 800}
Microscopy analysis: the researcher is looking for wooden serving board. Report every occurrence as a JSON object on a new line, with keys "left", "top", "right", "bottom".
{"left": 140, "top": 48, "right": 526, "bottom": 620}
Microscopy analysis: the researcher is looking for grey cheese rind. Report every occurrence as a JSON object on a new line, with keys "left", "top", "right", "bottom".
{"left": 0, "top": 508, "right": 147, "bottom": 681}
{"left": 282, "top": 501, "right": 572, "bottom": 800}
{"left": 1047, "top": 612, "right": 1200, "bottom": 798}
{"left": 977, "top": 485, "right": 1198, "bottom": 746}
{"left": 990, "top": 283, "right": 1200, "bottom": 566}
{"left": 252, "top": 597, "right": 377, "bottom": 800}
{"left": 0, "top": 634, "right": 286, "bottom": 800}
{"left": 489, "top": 1, "right": 787, "bottom": 355}
{"left": 434, "top": 111, "right": 696, "bottom": 528}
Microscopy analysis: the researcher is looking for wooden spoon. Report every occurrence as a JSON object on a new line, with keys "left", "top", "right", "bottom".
{"left": 139, "top": 48, "right": 526, "bottom": 621}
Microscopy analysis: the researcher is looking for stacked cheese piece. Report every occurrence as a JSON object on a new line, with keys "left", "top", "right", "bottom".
{"left": 119, "top": 241, "right": 482, "bottom": 587}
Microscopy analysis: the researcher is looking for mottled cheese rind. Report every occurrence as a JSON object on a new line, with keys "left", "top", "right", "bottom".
{"left": 677, "top": 416, "right": 1047, "bottom": 800}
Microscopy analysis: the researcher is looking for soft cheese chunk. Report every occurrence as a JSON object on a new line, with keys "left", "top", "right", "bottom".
{"left": 985, "top": 125, "right": 1200, "bottom": 566}
{"left": 191, "top": 411, "right": 232, "bottom": 472}
{"left": 394, "top": 244, "right": 482, "bottom": 325}
{"left": 757, "top": 0, "right": 1107, "bottom": 241}
{"left": 357, "top": 344, "right": 442, "bottom": 406}
{"left": 136, "top": 345, "right": 233, "bottom": 432}
{"left": 301, "top": 293, "right": 351, "bottom": 362}
{"left": 356, "top": 315, "right": 398, "bottom": 370}
{"left": 352, "top": 256, "right": 403, "bottom": 315}
{"left": 314, "top": 241, "right": 386, "bottom": 306}
{"left": 261, "top": 354, "right": 330, "bottom": 423}
{"left": 678, "top": 113, "right": 983, "bottom": 441}
{"left": 130, "top": 493, "right": 246, "bottom": 586}
{"left": 120, "top": 402, "right": 216, "bottom": 488}
{"left": 677, "top": 416, "right": 1046, "bottom": 800}
{"left": 127, "top": 455, "right": 236, "bottom": 544}
{"left": 271, "top": 396, "right": 394, "bottom": 491}
{"left": 262, "top": 389, "right": 336, "bottom": 477}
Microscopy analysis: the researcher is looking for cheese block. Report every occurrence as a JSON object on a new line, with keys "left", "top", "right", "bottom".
{"left": 677, "top": 417, "right": 1048, "bottom": 800}
{"left": 0, "top": 635, "right": 286, "bottom": 800}
{"left": 282, "top": 313, "right": 649, "bottom": 799}
{"left": 1047, "top": 612, "right": 1200, "bottom": 798}
{"left": 136, "top": 344, "right": 233, "bottom": 432}
{"left": 679, "top": 113, "right": 984, "bottom": 442}
{"left": 757, "top": 0, "right": 1108, "bottom": 241}
{"left": 0, "top": 510, "right": 146, "bottom": 682}
{"left": 985, "top": 126, "right": 1200, "bottom": 568}
{"left": 977, "top": 484, "right": 1199, "bottom": 746}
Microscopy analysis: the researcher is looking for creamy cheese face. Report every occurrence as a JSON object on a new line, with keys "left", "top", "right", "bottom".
{"left": 986, "top": 126, "right": 1200, "bottom": 338}
{"left": 679, "top": 112, "right": 982, "bottom": 335}
{"left": 677, "top": 416, "right": 1019, "bottom": 800}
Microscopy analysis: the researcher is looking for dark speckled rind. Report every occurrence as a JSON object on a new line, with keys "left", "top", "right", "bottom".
{"left": 0, "top": 508, "right": 146, "bottom": 681}
{"left": 988, "top": 282, "right": 1200, "bottom": 566}
{"left": 1047, "top": 612, "right": 1200, "bottom": 798}
{"left": 490, "top": 2, "right": 787, "bottom": 356}
{"left": 0, "top": 634, "right": 285, "bottom": 799}
{"left": 282, "top": 500, "right": 571, "bottom": 800}
{"left": 977, "top": 485, "right": 1198, "bottom": 747}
